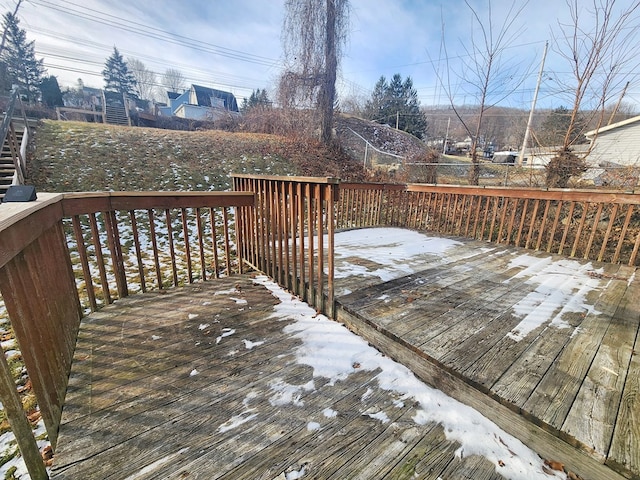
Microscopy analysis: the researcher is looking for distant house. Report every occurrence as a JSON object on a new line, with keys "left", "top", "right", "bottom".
{"left": 158, "top": 84, "right": 239, "bottom": 121}
{"left": 585, "top": 115, "right": 640, "bottom": 167}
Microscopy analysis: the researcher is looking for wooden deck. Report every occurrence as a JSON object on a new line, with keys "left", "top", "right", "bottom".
{"left": 52, "top": 275, "right": 515, "bottom": 479}
{"left": 50, "top": 229, "right": 639, "bottom": 479}
{"left": 333, "top": 230, "right": 639, "bottom": 480}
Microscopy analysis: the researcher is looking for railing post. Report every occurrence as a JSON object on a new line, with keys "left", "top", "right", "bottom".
{"left": 0, "top": 352, "right": 49, "bottom": 480}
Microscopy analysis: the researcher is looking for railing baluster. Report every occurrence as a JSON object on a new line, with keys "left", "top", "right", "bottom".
{"left": 613, "top": 205, "right": 634, "bottom": 264}
{"left": 535, "top": 200, "right": 551, "bottom": 251}
{"left": 196, "top": 208, "right": 207, "bottom": 281}
{"left": 210, "top": 207, "right": 220, "bottom": 278}
{"left": 222, "top": 207, "right": 232, "bottom": 275}
{"left": 148, "top": 209, "right": 163, "bottom": 288}
{"left": 571, "top": 203, "right": 589, "bottom": 258}
{"left": 129, "top": 210, "right": 146, "bottom": 293}
{"left": 71, "top": 215, "right": 97, "bottom": 311}
{"left": 599, "top": 204, "right": 619, "bottom": 263}
{"left": 89, "top": 212, "right": 112, "bottom": 304}
{"left": 515, "top": 198, "right": 529, "bottom": 247}
{"left": 165, "top": 209, "right": 178, "bottom": 286}
{"left": 181, "top": 208, "right": 193, "bottom": 283}
{"left": 558, "top": 202, "right": 575, "bottom": 256}
{"left": 546, "top": 201, "right": 563, "bottom": 253}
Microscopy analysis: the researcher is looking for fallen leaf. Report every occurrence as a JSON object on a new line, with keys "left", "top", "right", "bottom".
{"left": 544, "top": 459, "right": 564, "bottom": 471}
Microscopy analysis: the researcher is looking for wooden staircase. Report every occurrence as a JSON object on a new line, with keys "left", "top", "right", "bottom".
{"left": 102, "top": 90, "right": 132, "bottom": 126}
{"left": 0, "top": 124, "right": 23, "bottom": 199}
{"left": 104, "top": 104, "right": 130, "bottom": 126}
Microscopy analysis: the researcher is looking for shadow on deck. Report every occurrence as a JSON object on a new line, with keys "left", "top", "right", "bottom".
{"left": 52, "top": 276, "right": 520, "bottom": 480}
{"left": 51, "top": 229, "right": 639, "bottom": 480}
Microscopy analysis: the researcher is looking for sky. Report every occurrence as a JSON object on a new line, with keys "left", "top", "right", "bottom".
{"left": 5, "top": 0, "right": 640, "bottom": 112}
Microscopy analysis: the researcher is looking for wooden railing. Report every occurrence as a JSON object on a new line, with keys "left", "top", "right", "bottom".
{"left": 338, "top": 182, "right": 640, "bottom": 266}
{"left": 1, "top": 178, "right": 639, "bottom": 477}
{"left": 233, "top": 175, "right": 339, "bottom": 316}
{"left": 0, "top": 191, "right": 254, "bottom": 479}
{"left": 0, "top": 88, "right": 30, "bottom": 187}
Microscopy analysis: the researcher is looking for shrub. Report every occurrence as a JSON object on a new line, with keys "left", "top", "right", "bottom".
{"left": 545, "top": 148, "right": 588, "bottom": 188}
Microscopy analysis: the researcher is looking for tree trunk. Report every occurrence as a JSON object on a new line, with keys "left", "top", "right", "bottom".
{"left": 319, "top": 0, "right": 337, "bottom": 145}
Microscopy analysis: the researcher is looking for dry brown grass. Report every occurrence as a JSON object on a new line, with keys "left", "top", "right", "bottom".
{"left": 27, "top": 120, "right": 371, "bottom": 193}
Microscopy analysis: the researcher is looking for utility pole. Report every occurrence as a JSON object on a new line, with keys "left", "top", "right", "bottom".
{"left": 396, "top": 111, "right": 399, "bottom": 130}
{"left": 443, "top": 117, "right": 450, "bottom": 155}
{"left": 519, "top": 41, "right": 548, "bottom": 166}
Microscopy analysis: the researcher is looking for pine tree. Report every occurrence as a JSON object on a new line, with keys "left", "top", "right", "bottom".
{"left": 364, "top": 74, "right": 427, "bottom": 139}
{"left": 40, "top": 75, "right": 63, "bottom": 107}
{"left": 1, "top": 12, "right": 45, "bottom": 102}
{"left": 240, "top": 89, "right": 271, "bottom": 113}
{"left": 102, "top": 47, "right": 137, "bottom": 98}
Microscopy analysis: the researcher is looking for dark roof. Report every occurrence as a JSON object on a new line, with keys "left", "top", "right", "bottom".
{"left": 167, "top": 91, "right": 181, "bottom": 100}
{"left": 192, "top": 84, "right": 239, "bottom": 112}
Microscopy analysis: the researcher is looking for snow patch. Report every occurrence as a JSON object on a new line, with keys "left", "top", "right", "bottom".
{"left": 504, "top": 255, "right": 604, "bottom": 341}
{"left": 243, "top": 339, "right": 265, "bottom": 349}
{"left": 254, "top": 275, "right": 565, "bottom": 480}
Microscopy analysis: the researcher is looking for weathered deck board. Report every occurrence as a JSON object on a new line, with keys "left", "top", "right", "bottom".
{"left": 563, "top": 267, "right": 640, "bottom": 465}
{"left": 334, "top": 233, "right": 638, "bottom": 480}
{"left": 52, "top": 275, "right": 511, "bottom": 480}
{"left": 51, "top": 229, "right": 639, "bottom": 480}
{"left": 522, "top": 267, "right": 633, "bottom": 430}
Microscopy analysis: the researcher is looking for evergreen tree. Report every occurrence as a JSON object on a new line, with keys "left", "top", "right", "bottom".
{"left": 1, "top": 12, "right": 45, "bottom": 102}
{"left": 363, "top": 76, "right": 389, "bottom": 122}
{"left": 364, "top": 74, "right": 427, "bottom": 139}
{"left": 539, "top": 106, "right": 587, "bottom": 147}
{"left": 40, "top": 75, "right": 63, "bottom": 107}
{"left": 102, "top": 47, "right": 137, "bottom": 98}
{"left": 240, "top": 88, "right": 271, "bottom": 113}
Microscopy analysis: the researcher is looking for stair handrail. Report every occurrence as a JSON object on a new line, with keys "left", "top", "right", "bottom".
{"left": 16, "top": 92, "right": 29, "bottom": 183}
{"left": 101, "top": 89, "right": 107, "bottom": 124}
{"left": 0, "top": 88, "right": 26, "bottom": 185}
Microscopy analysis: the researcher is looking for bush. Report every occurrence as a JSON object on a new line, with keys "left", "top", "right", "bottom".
{"left": 545, "top": 148, "right": 588, "bottom": 188}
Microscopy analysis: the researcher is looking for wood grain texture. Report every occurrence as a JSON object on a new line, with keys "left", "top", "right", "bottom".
{"left": 334, "top": 238, "right": 638, "bottom": 479}
{"left": 52, "top": 276, "right": 512, "bottom": 480}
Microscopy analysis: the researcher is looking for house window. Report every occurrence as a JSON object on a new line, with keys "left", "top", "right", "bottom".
{"left": 210, "top": 96, "right": 224, "bottom": 109}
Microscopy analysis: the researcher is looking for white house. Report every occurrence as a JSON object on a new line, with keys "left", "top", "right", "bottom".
{"left": 585, "top": 115, "right": 640, "bottom": 167}
{"left": 158, "top": 84, "right": 240, "bottom": 121}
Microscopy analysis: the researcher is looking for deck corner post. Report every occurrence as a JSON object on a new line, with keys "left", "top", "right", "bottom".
{"left": 0, "top": 351, "right": 49, "bottom": 480}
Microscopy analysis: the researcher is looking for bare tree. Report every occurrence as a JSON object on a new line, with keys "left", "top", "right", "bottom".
{"left": 545, "top": 0, "right": 640, "bottom": 187}
{"left": 281, "top": 0, "right": 349, "bottom": 144}
{"left": 434, "top": 1, "right": 528, "bottom": 184}
{"left": 127, "top": 57, "right": 157, "bottom": 102}
{"left": 161, "top": 68, "right": 186, "bottom": 98}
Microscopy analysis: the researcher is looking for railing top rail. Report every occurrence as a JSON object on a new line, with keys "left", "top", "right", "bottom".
{"left": 61, "top": 190, "right": 255, "bottom": 199}
{"left": 340, "top": 182, "right": 406, "bottom": 191}
{"left": 406, "top": 183, "right": 640, "bottom": 204}
{"left": 61, "top": 191, "right": 255, "bottom": 213}
{"left": 0, "top": 192, "right": 63, "bottom": 232}
{"left": 0, "top": 191, "right": 256, "bottom": 268}
{"left": 232, "top": 173, "right": 340, "bottom": 184}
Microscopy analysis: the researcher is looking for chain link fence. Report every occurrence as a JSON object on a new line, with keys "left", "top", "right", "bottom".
{"left": 402, "top": 161, "right": 640, "bottom": 190}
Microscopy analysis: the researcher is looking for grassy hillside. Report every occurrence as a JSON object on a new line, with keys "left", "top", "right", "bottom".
{"left": 28, "top": 120, "right": 369, "bottom": 193}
